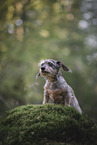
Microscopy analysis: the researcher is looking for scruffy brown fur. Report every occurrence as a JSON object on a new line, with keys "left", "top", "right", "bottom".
{"left": 36, "top": 59, "right": 82, "bottom": 114}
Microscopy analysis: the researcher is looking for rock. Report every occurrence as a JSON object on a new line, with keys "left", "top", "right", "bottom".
{"left": 0, "top": 104, "right": 97, "bottom": 145}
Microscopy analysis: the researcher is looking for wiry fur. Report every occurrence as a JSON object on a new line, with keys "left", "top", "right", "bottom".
{"left": 36, "top": 59, "right": 82, "bottom": 114}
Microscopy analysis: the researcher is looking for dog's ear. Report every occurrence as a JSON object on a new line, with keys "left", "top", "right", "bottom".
{"left": 57, "top": 61, "right": 72, "bottom": 72}
{"left": 36, "top": 73, "right": 40, "bottom": 79}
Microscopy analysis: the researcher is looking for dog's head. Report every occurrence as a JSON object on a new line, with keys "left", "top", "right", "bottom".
{"left": 36, "top": 59, "right": 72, "bottom": 79}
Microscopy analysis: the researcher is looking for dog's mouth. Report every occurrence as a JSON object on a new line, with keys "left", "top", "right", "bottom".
{"left": 41, "top": 70, "right": 50, "bottom": 74}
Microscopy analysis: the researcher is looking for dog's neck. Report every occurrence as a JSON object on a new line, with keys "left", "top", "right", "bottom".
{"left": 47, "top": 75, "right": 57, "bottom": 83}
{"left": 46, "top": 71, "right": 62, "bottom": 83}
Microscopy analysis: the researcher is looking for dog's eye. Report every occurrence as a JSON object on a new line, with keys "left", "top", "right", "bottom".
{"left": 41, "top": 63, "right": 44, "bottom": 66}
{"left": 48, "top": 62, "right": 53, "bottom": 67}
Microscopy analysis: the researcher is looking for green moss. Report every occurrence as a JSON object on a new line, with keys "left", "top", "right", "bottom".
{"left": 0, "top": 104, "right": 97, "bottom": 145}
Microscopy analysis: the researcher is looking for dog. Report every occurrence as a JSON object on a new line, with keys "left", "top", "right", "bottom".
{"left": 36, "top": 59, "right": 82, "bottom": 114}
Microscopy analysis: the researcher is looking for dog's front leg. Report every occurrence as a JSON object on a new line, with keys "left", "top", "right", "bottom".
{"left": 65, "top": 96, "right": 70, "bottom": 106}
{"left": 64, "top": 93, "right": 71, "bottom": 106}
{"left": 43, "top": 89, "right": 49, "bottom": 104}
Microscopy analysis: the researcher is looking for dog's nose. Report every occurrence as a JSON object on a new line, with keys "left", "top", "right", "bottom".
{"left": 41, "top": 67, "right": 45, "bottom": 71}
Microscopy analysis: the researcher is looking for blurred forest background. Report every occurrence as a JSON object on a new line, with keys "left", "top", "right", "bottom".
{"left": 0, "top": 0, "right": 97, "bottom": 120}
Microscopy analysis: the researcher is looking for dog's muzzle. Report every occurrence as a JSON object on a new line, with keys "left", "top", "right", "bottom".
{"left": 41, "top": 67, "right": 49, "bottom": 74}
{"left": 41, "top": 67, "right": 45, "bottom": 71}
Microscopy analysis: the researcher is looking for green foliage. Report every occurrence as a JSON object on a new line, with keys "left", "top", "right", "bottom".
{"left": 0, "top": 0, "right": 97, "bottom": 119}
{"left": 0, "top": 104, "right": 97, "bottom": 145}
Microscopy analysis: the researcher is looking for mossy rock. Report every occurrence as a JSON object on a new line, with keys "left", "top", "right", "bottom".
{"left": 0, "top": 104, "right": 97, "bottom": 145}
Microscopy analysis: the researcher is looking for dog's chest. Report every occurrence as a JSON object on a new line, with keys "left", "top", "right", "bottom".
{"left": 46, "top": 82, "right": 67, "bottom": 104}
